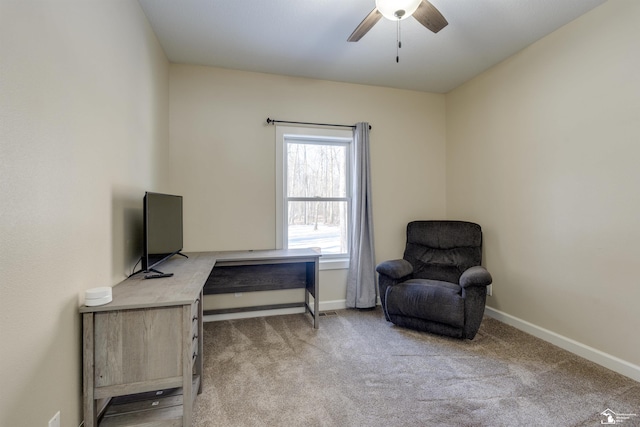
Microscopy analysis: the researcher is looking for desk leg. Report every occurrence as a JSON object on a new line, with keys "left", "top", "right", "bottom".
{"left": 313, "top": 297, "right": 319, "bottom": 329}
{"left": 182, "top": 304, "right": 193, "bottom": 427}
{"left": 82, "top": 313, "right": 97, "bottom": 427}
{"left": 313, "top": 259, "right": 319, "bottom": 329}
{"left": 196, "top": 290, "right": 203, "bottom": 394}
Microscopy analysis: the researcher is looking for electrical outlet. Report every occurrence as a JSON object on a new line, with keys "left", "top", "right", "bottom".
{"left": 234, "top": 292, "right": 243, "bottom": 297}
{"left": 48, "top": 411, "right": 60, "bottom": 427}
{"left": 487, "top": 284, "right": 493, "bottom": 297}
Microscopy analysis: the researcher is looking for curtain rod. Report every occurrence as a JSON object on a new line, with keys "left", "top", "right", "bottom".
{"left": 266, "top": 118, "right": 371, "bottom": 130}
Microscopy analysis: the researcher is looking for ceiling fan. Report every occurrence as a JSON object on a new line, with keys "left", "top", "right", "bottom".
{"left": 347, "top": 0, "right": 448, "bottom": 42}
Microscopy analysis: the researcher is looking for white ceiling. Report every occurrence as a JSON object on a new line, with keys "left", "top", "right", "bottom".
{"left": 138, "top": 0, "right": 606, "bottom": 94}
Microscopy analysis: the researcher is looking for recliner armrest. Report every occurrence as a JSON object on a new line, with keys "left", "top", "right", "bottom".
{"left": 376, "top": 259, "right": 413, "bottom": 280}
{"left": 459, "top": 266, "right": 492, "bottom": 288}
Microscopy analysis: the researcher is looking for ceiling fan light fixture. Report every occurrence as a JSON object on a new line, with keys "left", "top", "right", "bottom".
{"left": 375, "top": 0, "right": 422, "bottom": 21}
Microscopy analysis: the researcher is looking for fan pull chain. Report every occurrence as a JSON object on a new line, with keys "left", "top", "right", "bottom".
{"left": 396, "top": 19, "right": 401, "bottom": 63}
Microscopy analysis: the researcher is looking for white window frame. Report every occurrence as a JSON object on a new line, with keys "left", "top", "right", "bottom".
{"left": 276, "top": 126, "right": 352, "bottom": 270}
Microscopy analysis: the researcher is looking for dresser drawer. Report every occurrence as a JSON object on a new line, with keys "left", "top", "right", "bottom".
{"left": 191, "top": 297, "right": 200, "bottom": 321}
{"left": 191, "top": 332, "right": 198, "bottom": 361}
{"left": 191, "top": 299, "right": 199, "bottom": 337}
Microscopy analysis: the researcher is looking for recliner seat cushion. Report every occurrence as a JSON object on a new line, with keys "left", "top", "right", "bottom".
{"left": 385, "top": 279, "right": 464, "bottom": 328}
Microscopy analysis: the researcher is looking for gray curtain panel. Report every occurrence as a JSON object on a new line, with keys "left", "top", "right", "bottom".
{"left": 346, "top": 122, "right": 376, "bottom": 308}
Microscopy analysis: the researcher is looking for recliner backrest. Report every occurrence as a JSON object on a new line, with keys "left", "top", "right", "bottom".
{"left": 403, "top": 221, "right": 482, "bottom": 284}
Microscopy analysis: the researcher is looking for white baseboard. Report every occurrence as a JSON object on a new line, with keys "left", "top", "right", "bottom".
{"left": 318, "top": 299, "right": 349, "bottom": 311}
{"left": 203, "top": 300, "right": 351, "bottom": 323}
{"left": 203, "top": 307, "right": 306, "bottom": 322}
{"left": 203, "top": 298, "right": 385, "bottom": 323}
{"left": 484, "top": 306, "right": 640, "bottom": 382}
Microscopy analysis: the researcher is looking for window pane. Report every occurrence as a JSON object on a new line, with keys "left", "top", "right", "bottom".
{"left": 287, "top": 143, "right": 347, "bottom": 198}
{"left": 287, "top": 201, "right": 348, "bottom": 255}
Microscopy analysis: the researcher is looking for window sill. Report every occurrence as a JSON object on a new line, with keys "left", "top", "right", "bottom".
{"left": 320, "top": 257, "right": 349, "bottom": 271}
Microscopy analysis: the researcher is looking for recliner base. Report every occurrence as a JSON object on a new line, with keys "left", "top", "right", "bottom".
{"left": 385, "top": 313, "right": 465, "bottom": 339}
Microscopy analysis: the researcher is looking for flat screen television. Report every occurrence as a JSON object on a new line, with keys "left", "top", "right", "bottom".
{"left": 142, "top": 192, "right": 183, "bottom": 274}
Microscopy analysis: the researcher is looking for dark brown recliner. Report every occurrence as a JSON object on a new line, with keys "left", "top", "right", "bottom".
{"left": 376, "top": 221, "right": 492, "bottom": 339}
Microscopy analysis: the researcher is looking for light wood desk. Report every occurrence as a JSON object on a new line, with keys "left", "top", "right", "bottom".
{"left": 80, "top": 249, "right": 320, "bottom": 426}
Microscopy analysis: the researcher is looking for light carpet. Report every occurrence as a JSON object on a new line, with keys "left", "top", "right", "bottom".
{"left": 193, "top": 308, "right": 639, "bottom": 426}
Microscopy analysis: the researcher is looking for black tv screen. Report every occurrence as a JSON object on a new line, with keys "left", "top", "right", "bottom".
{"left": 142, "top": 192, "right": 183, "bottom": 273}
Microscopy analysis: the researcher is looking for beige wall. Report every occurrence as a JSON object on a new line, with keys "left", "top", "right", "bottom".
{"left": 3, "top": 1, "right": 637, "bottom": 425}
{"left": 0, "top": 2, "right": 169, "bottom": 426}
{"left": 446, "top": 0, "right": 640, "bottom": 367}
{"left": 169, "top": 65, "right": 447, "bottom": 309}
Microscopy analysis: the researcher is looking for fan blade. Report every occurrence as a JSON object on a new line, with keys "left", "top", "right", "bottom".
{"left": 347, "top": 8, "right": 382, "bottom": 42}
{"left": 413, "top": 0, "right": 448, "bottom": 34}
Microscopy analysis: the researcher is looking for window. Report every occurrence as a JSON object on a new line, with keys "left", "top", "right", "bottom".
{"left": 276, "top": 126, "right": 352, "bottom": 262}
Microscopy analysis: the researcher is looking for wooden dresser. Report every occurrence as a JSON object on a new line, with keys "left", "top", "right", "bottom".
{"left": 80, "top": 249, "right": 320, "bottom": 426}
{"left": 80, "top": 253, "right": 215, "bottom": 427}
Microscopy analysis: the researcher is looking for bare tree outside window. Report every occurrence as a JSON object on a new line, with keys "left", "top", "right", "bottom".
{"left": 286, "top": 140, "right": 350, "bottom": 256}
